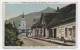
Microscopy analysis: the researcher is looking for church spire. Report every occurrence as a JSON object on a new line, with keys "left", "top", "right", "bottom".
{"left": 22, "top": 11, "right": 24, "bottom": 18}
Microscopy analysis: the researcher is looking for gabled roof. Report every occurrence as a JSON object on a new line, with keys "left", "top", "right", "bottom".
{"left": 31, "top": 4, "right": 76, "bottom": 28}
{"left": 48, "top": 4, "right": 76, "bottom": 28}
{"left": 31, "top": 12, "right": 58, "bottom": 28}
{"left": 40, "top": 12, "right": 58, "bottom": 26}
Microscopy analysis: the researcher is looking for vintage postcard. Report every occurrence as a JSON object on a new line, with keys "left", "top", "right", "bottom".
{"left": 3, "top": 2, "right": 76, "bottom": 48}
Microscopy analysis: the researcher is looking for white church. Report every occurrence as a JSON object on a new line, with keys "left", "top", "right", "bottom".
{"left": 17, "top": 12, "right": 27, "bottom": 33}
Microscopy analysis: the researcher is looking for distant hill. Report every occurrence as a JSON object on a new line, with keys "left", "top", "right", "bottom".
{"left": 7, "top": 7, "right": 56, "bottom": 28}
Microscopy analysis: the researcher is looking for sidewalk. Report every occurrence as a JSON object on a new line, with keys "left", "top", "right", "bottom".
{"left": 33, "top": 38, "right": 75, "bottom": 46}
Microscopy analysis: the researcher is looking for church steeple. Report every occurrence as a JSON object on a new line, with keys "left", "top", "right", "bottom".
{"left": 22, "top": 11, "right": 24, "bottom": 18}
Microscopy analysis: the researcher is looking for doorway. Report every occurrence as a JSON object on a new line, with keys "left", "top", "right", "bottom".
{"left": 68, "top": 28, "right": 72, "bottom": 40}
{"left": 49, "top": 29, "right": 53, "bottom": 38}
{"left": 54, "top": 28, "right": 57, "bottom": 38}
{"left": 22, "top": 30, "right": 25, "bottom": 33}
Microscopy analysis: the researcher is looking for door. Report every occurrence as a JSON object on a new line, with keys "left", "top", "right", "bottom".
{"left": 68, "top": 28, "right": 72, "bottom": 40}
{"left": 72, "top": 26, "right": 75, "bottom": 37}
{"left": 22, "top": 30, "right": 25, "bottom": 33}
{"left": 49, "top": 29, "right": 53, "bottom": 38}
{"left": 43, "top": 28, "right": 46, "bottom": 37}
{"left": 65, "top": 28, "right": 67, "bottom": 37}
{"left": 72, "top": 26, "right": 75, "bottom": 41}
{"left": 41, "top": 28, "right": 46, "bottom": 37}
{"left": 54, "top": 28, "right": 56, "bottom": 38}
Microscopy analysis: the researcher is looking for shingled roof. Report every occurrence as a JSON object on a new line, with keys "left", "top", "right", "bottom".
{"left": 31, "top": 21, "right": 41, "bottom": 28}
{"left": 31, "top": 13, "right": 58, "bottom": 28}
{"left": 48, "top": 4, "right": 76, "bottom": 28}
{"left": 40, "top": 13, "right": 58, "bottom": 26}
{"left": 31, "top": 4, "right": 76, "bottom": 28}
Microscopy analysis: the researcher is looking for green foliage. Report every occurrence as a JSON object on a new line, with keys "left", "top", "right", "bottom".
{"left": 5, "top": 23, "right": 23, "bottom": 46}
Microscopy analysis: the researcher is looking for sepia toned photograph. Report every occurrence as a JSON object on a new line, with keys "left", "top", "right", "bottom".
{"left": 4, "top": 2, "right": 76, "bottom": 48}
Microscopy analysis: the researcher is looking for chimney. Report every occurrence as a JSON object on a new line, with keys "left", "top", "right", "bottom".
{"left": 57, "top": 7, "right": 59, "bottom": 11}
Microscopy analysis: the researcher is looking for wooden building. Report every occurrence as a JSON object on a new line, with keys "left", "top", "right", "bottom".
{"left": 48, "top": 4, "right": 76, "bottom": 42}
{"left": 31, "top": 12, "right": 58, "bottom": 38}
{"left": 31, "top": 4, "right": 76, "bottom": 42}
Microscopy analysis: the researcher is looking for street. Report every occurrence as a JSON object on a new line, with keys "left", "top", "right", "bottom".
{"left": 18, "top": 33, "right": 61, "bottom": 46}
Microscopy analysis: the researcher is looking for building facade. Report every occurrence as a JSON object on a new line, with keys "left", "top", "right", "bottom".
{"left": 31, "top": 4, "right": 76, "bottom": 42}
{"left": 17, "top": 12, "right": 27, "bottom": 33}
{"left": 48, "top": 4, "right": 76, "bottom": 42}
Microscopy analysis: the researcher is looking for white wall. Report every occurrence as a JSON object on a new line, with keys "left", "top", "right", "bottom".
{"left": 52, "top": 22, "right": 76, "bottom": 41}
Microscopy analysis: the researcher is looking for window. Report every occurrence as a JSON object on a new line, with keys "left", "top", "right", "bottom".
{"left": 23, "top": 24, "right": 24, "bottom": 26}
{"left": 68, "top": 28, "right": 72, "bottom": 36}
{"left": 59, "top": 28, "right": 61, "bottom": 33}
{"left": 59, "top": 27, "right": 63, "bottom": 37}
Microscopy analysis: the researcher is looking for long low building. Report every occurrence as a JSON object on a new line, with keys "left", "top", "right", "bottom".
{"left": 31, "top": 4, "right": 76, "bottom": 42}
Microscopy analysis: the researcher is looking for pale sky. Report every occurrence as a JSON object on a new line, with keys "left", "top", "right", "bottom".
{"left": 5, "top": 3, "right": 70, "bottom": 20}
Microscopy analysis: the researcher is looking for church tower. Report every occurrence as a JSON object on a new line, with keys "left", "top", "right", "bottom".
{"left": 18, "top": 12, "right": 27, "bottom": 33}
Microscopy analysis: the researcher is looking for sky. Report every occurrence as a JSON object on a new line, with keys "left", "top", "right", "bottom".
{"left": 5, "top": 2, "right": 70, "bottom": 20}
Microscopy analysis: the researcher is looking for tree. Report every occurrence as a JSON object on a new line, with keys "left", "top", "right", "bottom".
{"left": 5, "top": 22, "right": 23, "bottom": 46}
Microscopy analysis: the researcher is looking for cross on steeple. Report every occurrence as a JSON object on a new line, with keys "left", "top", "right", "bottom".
{"left": 22, "top": 11, "right": 24, "bottom": 18}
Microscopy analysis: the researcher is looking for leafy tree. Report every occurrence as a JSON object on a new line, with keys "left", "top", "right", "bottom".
{"left": 5, "top": 22, "right": 23, "bottom": 46}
